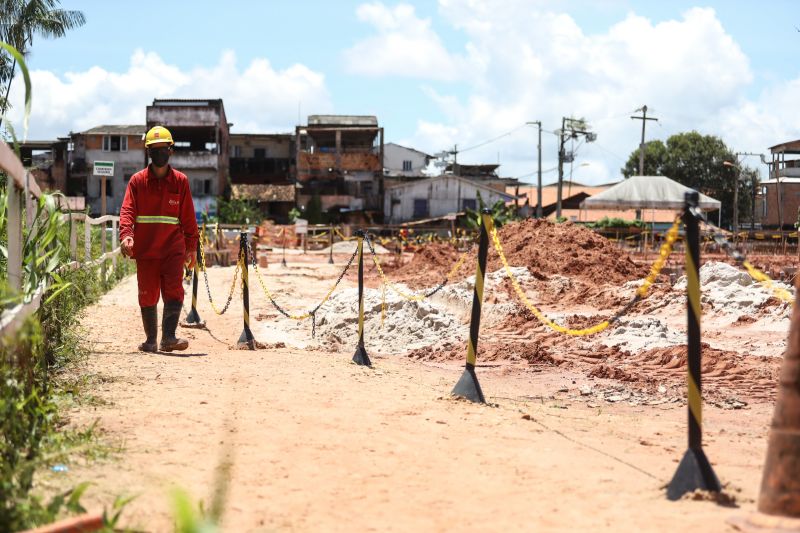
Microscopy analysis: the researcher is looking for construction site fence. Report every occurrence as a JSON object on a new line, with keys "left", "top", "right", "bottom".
{"left": 0, "top": 139, "right": 122, "bottom": 340}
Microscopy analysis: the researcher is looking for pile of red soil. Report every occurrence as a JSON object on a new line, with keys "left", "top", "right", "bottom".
{"left": 490, "top": 219, "right": 646, "bottom": 285}
{"left": 389, "top": 219, "right": 647, "bottom": 290}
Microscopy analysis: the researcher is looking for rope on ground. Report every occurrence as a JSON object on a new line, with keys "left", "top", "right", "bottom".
{"left": 489, "top": 216, "right": 682, "bottom": 336}
{"left": 363, "top": 234, "right": 473, "bottom": 302}
{"left": 198, "top": 231, "right": 241, "bottom": 315}
{"left": 709, "top": 227, "right": 794, "bottom": 303}
{"left": 244, "top": 238, "right": 358, "bottom": 336}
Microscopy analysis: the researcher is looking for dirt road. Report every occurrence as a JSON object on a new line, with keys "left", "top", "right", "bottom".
{"left": 51, "top": 257, "right": 778, "bottom": 532}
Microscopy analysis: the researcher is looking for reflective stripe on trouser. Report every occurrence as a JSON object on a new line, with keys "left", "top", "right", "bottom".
{"left": 136, "top": 253, "right": 185, "bottom": 307}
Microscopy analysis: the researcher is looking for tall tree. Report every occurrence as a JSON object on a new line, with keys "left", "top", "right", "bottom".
{"left": 622, "top": 131, "right": 758, "bottom": 228}
{"left": 621, "top": 139, "right": 667, "bottom": 177}
{"left": 0, "top": 0, "right": 85, "bottom": 120}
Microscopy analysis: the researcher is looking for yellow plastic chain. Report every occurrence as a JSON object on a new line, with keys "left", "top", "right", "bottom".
{"left": 369, "top": 246, "right": 471, "bottom": 302}
{"left": 741, "top": 261, "right": 794, "bottom": 303}
{"left": 334, "top": 228, "right": 356, "bottom": 242}
{"left": 489, "top": 219, "right": 680, "bottom": 337}
{"left": 635, "top": 217, "right": 682, "bottom": 298}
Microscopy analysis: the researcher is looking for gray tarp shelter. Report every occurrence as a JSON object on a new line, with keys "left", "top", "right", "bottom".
{"left": 579, "top": 175, "right": 721, "bottom": 211}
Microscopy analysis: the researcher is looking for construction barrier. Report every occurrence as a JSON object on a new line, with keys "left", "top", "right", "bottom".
{"left": 352, "top": 231, "right": 371, "bottom": 367}
{"left": 237, "top": 232, "right": 256, "bottom": 350}
{"left": 451, "top": 209, "right": 492, "bottom": 404}
{"left": 666, "top": 191, "right": 721, "bottom": 500}
{"left": 182, "top": 245, "right": 205, "bottom": 328}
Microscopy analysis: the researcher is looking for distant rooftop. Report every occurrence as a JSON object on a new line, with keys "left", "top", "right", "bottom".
{"left": 769, "top": 139, "right": 800, "bottom": 154}
{"left": 151, "top": 98, "right": 224, "bottom": 108}
{"left": 80, "top": 125, "right": 146, "bottom": 136}
{"left": 308, "top": 115, "right": 378, "bottom": 127}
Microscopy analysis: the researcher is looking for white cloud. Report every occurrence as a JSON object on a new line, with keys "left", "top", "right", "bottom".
{"left": 342, "top": 2, "right": 471, "bottom": 81}
{"left": 348, "top": 1, "right": 777, "bottom": 183}
{"left": 6, "top": 50, "right": 332, "bottom": 139}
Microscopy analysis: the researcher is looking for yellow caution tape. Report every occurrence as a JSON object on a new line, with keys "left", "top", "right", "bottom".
{"left": 741, "top": 261, "right": 794, "bottom": 303}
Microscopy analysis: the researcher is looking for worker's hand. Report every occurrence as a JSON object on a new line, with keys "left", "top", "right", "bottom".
{"left": 121, "top": 236, "right": 134, "bottom": 258}
{"left": 185, "top": 249, "right": 197, "bottom": 271}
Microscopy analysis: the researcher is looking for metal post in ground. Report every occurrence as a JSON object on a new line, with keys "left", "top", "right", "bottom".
{"left": 237, "top": 232, "right": 256, "bottom": 350}
{"left": 183, "top": 246, "right": 205, "bottom": 328}
{"left": 328, "top": 225, "right": 334, "bottom": 264}
{"left": 666, "top": 191, "right": 721, "bottom": 500}
{"left": 282, "top": 227, "right": 287, "bottom": 267}
{"left": 352, "top": 230, "right": 371, "bottom": 366}
{"left": 451, "top": 208, "right": 493, "bottom": 403}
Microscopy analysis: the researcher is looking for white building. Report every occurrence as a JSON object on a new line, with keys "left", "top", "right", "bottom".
{"left": 383, "top": 142, "right": 431, "bottom": 178}
{"left": 384, "top": 175, "right": 514, "bottom": 223}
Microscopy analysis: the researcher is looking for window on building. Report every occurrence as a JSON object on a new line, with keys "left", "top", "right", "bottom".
{"left": 413, "top": 198, "right": 429, "bottom": 219}
{"left": 232, "top": 145, "right": 242, "bottom": 157}
{"left": 462, "top": 198, "right": 477, "bottom": 211}
{"left": 402, "top": 160, "right": 413, "bottom": 172}
{"left": 254, "top": 148, "right": 266, "bottom": 159}
{"left": 102, "top": 135, "right": 127, "bottom": 152}
{"left": 191, "top": 179, "right": 212, "bottom": 197}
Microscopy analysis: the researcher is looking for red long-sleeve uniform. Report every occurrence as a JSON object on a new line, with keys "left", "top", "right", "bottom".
{"left": 119, "top": 166, "right": 199, "bottom": 307}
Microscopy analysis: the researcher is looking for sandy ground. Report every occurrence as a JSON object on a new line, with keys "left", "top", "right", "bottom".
{"left": 45, "top": 251, "right": 785, "bottom": 532}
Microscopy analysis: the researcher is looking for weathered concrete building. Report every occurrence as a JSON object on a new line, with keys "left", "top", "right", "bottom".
{"left": 19, "top": 139, "right": 70, "bottom": 195}
{"left": 229, "top": 133, "right": 296, "bottom": 222}
{"left": 67, "top": 125, "right": 146, "bottom": 215}
{"left": 384, "top": 175, "right": 514, "bottom": 224}
{"left": 146, "top": 99, "right": 230, "bottom": 216}
{"left": 755, "top": 139, "right": 800, "bottom": 229}
{"left": 295, "top": 115, "right": 384, "bottom": 221}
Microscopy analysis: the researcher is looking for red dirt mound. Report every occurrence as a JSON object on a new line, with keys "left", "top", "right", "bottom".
{"left": 489, "top": 219, "right": 647, "bottom": 285}
{"left": 388, "top": 219, "right": 648, "bottom": 290}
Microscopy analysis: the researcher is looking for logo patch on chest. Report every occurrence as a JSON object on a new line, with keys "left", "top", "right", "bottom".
{"left": 168, "top": 199, "right": 179, "bottom": 206}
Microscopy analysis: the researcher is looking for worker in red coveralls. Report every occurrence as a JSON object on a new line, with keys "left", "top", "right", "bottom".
{"left": 119, "top": 126, "right": 199, "bottom": 352}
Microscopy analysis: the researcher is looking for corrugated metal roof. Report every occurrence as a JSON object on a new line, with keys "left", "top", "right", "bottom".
{"left": 308, "top": 115, "right": 378, "bottom": 127}
{"left": 80, "top": 125, "right": 146, "bottom": 135}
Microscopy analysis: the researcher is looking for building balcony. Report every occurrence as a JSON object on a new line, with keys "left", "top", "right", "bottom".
{"left": 298, "top": 151, "right": 381, "bottom": 172}
{"left": 778, "top": 167, "right": 800, "bottom": 178}
{"left": 170, "top": 151, "right": 217, "bottom": 169}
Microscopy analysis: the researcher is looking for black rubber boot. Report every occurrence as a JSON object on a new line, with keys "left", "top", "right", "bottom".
{"left": 160, "top": 300, "right": 189, "bottom": 352}
{"left": 139, "top": 305, "right": 158, "bottom": 353}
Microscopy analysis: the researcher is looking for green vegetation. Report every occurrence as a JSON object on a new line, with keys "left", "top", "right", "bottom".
{"left": 464, "top": 191, "right": 519, "bottom": 229}
{"left": 587, "top": 217, "right": 645, "bottom": 229}
{"left": 216, "top": 196, "right": 263, "bottom": 226}
{"left": 1, "top": 38, "right": 134, "bottom": 530}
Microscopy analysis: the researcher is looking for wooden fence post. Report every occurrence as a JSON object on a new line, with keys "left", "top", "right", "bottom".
{"left": 69, "top": 215, "right": 78, "bottom": 262}
{"left": 84, "top": 219, "right": 91, "bottom": 264}
{"left": 7, "top": 187, "right": 22, "bottom": 293}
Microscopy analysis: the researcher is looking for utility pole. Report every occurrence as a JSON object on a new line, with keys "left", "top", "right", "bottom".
{"left": 556, "top": 117, "right": 596, "bottom": 220}
{"left": 449, "top": 144, "right": 459, "bottom": 176}
{"left": 526, "top": 121, "right": 543, "bottom": 218}
{"left": 725, "top": 152, "right": 764, "bottom": 238}
{"left": 630, "top": 105, "right": 658, "bottom": 176}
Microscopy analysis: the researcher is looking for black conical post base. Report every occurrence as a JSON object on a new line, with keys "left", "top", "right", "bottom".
{"left": 353, "top": 344, "right": 371, "bottom": 366}
{"left": 183, "top": 307, "right": 205, "bottom": 328}
{"left": 666, "top": 448, "right": 721, "bottom": 501}
{"left": 451, "top": 365, "right": 485, "bottom": 404}
{"left": 237, "top": 327, "right": 256, "bottom": 350}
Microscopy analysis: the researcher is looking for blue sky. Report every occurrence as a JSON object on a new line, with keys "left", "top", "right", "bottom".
{"left": 9, "top": 0, "right": 800, "bottom": 184}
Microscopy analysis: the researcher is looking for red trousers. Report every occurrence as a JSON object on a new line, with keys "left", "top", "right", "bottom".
{"left": 136, "top": 254, "right": 185, "bottom": 307}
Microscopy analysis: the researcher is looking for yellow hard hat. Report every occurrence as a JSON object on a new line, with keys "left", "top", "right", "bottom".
{"left": 145, "top": 125, "right": 174, "bottom": 147}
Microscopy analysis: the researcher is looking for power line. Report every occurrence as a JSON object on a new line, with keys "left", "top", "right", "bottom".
{"left": 457, "top": 123, "right": 529, "bottom": 153}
